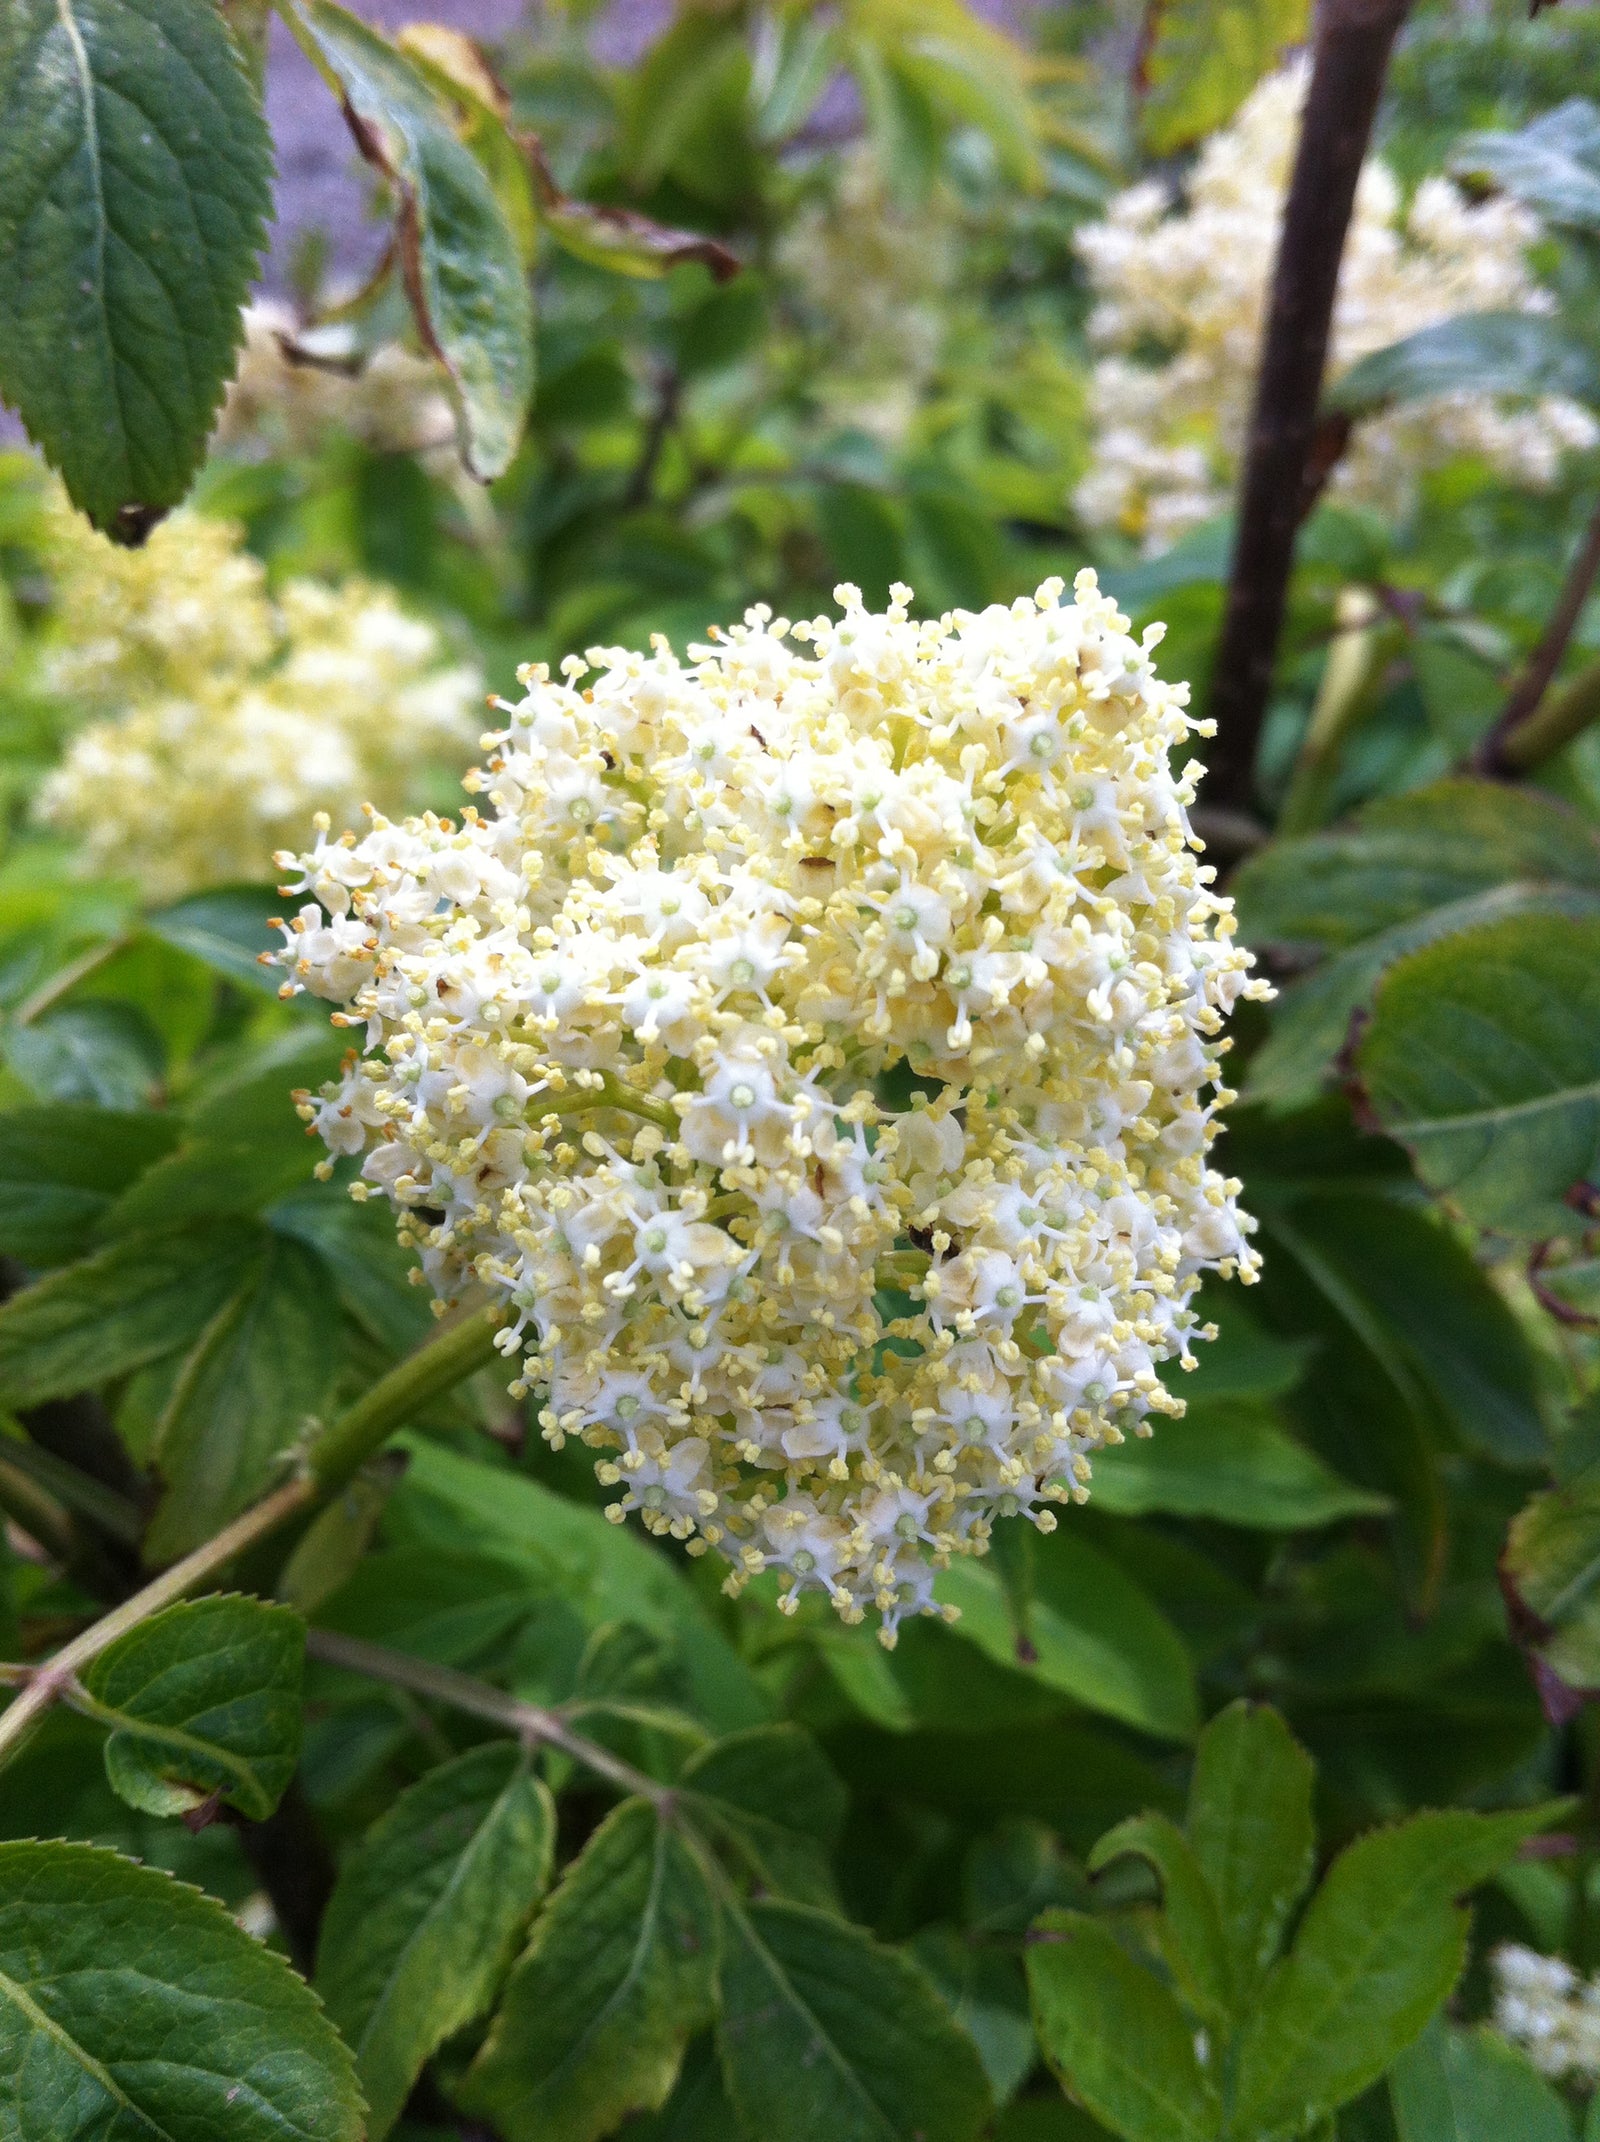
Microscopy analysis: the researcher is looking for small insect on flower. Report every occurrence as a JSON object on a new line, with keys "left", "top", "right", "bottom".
{"left": 274, "top": 574, "right": 1270, "bottom": 1640}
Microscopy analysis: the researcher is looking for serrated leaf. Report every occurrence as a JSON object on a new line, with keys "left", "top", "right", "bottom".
{"left": 1248, "top": 884, "right": 1600, "bottom": 1113}
{"left": 0, "top": 1214, "right": 265, "bottom": 1407}
{"left": 1185, "top": 1701, "right": 1315, "bottom": 2010}
{"left": 1233, "top": 782, "right": 1600, "bottom": 953}
{"left": 939, "top": 1532, "right": 1198, "bottom": 1742}
{"left": 316, "top": 1743, "right": 555, "bottom": 2140}
{"left": 1328, "top": 311, "right": 1598, "bottom": 418}
{"left": 1089, "top": 1402, "right": 1389, "bottom": 1529}
{"left": 461, "top": 1798, "right": 717, "bottom": 2142}
{"left": 0, "top": 1104, "right": 177, "bottom": 1267}
{"left": 1229, "top": 1803, "right": 1569, "bottom": 2137}
{"left": 1358, "top": 913, "right": 1600, "bottom": 1241}
{"left": 0, "top": 0, "right": 270, "bottom": 536}
{"left": 680, "top": 1725, "right": 846, "bottom": 1908}
{"left": 1027, "top": 1911, "right": 1219, "bottom": 2142}
{"left": 280, "top": 0, "right": 533, "bottom": 480}
{"left": 718, "top": 1895, "right": 992, "bottom": 2142}
{"left": 144, "top": 1232, "right": 344, "bottom": 1560}
{"left": 0, "top": 1839, "right": 364, "bottom": 2139}
{"left": 1138, "top": 0, "right": 1309, "bottom": 155}
{"left": 1389, "top": 2016, "right": 1572, "bottom": 2142}
{"left": 76, "top": 1593, "right": 303, "bottom": 1821}
{"left": 1089, "top": 1812, "right": 1230, "bottom": 2022}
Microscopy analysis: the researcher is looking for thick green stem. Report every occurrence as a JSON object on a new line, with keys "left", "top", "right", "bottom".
{"left": 11, "top": 934, "right": 134, "bottom": 1030}
{"left": 1492, "top": 654, "right": 1600, "bottom": 776}
{"left": 0, "top": 1303, "right": 505, "bottom": 1769}
{"left": 305, "top": 1626, "right": 669, "bottom": 1806}
{"left": 1278, "top": 587, "right": 1391, "bottom": 835}
{"left": 305, "top": 1302, "right": 501, "bottom": 1493}
{"left": 551, "top": 1074, "right": 678, "bottom": 1136}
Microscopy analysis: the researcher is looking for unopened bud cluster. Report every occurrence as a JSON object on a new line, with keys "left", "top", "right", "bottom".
{"left": 274, "top": 574, "right": 1265, "bottom": 1638}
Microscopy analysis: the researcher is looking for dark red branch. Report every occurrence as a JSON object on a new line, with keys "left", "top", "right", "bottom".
{"left": 1203, "top": 0, "right": 1412, "bottom": 808}
{"left": 1474, "top": 490, "right": 1600, "bottom": 775}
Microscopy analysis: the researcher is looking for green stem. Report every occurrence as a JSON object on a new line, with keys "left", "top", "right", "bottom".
{"left": 1278, "top": 587, "right": 1390, "bottom": 836}
{"left": 0, "top": 1437, "right": 144, "bottom": 1545}
{"left": 11, "top": 933, "right": 134, "bottom": 1030}
{"left": 550, "top": 1074, "right": 678, "bottom": 1136}
{"left": 0, "top": 1304, "right": 505, "bottom": 1768}
{"left": 305, "top": 1302, "right": 501, "bottom": 1494}
{"left": 305, "top": 1627, "right": 669, "bottom": 1807}
{"left": 0, "top": 1476, "right": 314, "bottom": 1767}
{"left": 0, "top": 1452, "right": 79, "bottom": 1566}
{"left": 1493, "top": 653, "right": 1600, "bottom": 776}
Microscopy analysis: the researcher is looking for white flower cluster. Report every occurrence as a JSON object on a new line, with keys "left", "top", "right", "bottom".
{"left": 778, "top": 149, "right": 957, "bottom": 448}
{"left": 1076, "top": 66, "right": 1599, "bottom": 553}
{"left": 1494, "top": 1944, "right": 1600, "bottom": 2083}
{"left": 33, "top": 498, "right": 482, "bottom": 899}
{"left": 213, "top": 303, "right": 456, "bottom": 465}
{"left": 273, "top": 575, "right": 1265, "bottom": 1638}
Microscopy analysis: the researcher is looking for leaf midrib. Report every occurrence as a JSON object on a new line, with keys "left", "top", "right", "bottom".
{"left": 0, "top": 1962, "right": 170, "bottom": 2139}
{"left": 728, "top": 1902, "right": 901, "bottom": 2142}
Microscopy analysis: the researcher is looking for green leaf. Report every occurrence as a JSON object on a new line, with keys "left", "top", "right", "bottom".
{"left": 461, "top": 1798, "right": 717, "bottom": 2142}
{"left": 1453, "top": 100, "right": 1600, "bottom": 232}
{"left": 1328, "top": 311, "right": 1598, "bottom": 418}
{"left": 1229, "top": 1804, "right": 1569, "bottom": 2137}
{"left": 103, "top": 1134, "right": 320, "bottom": 1235}
{"left": 718, "top": 1895, "right": 992, "bottom": 2142}
{"left": 908, "top": 1926, "right": 1036, "bottom": 2107}
{"left": 1089, "top": 1402, "right": 1389, "bottom": 1530}
{"left": 0, "top": 1104, "right": 177, "bottom": 1267}
{"left": 0, "top": 1215, "right": 265, "bottom": 1408}
{"left": 280, "top": 0, "right": 533, "bottom": 480}
{"left": 0, "top": 1839, "right": 364, "bottom": 2139}
{"left": 1248, "top": 884, "right": 1600, "bottom": 1115}
{"left": 1357, "top": 913, "right": 1600, "bottom": 1240}
{"left": 316, "top": 1743, "right": 555, "bottom": 2141}
{"left": 1088, "top": 1813, "right": 1230, "bottom": 2023}
{"left": 1389, "top": 2017, "right": 1572, "bottom": 2142}
{"left": 1185, "top": 1701, "right": 1315, "bottom": 2010}
{"left": 1027, "top": 1911, "right": 1220, "bottom": 2142}
{"left": 1138, "top": 0, "right": 1308, "bottom": 154}
{"left": 0, "top": 0, "right": 271, "bottom": 535}
{"left": 1233, "top": 782, "right": 1600, "bottom": 953}
{"left": 1503, "top": 1473, "right": 1600, "bottom": 1695}
{"left": 939, "top": 1532, "right": 1198, "bottom": 1742}
{"left": 144, "top": 1233, "right": 344, "bottom": 1560}
{"left": 680, "top": 1725, "right": 846, "bottom": 1908}
{"left": 76, "top": 1594, "right": 303, "bottom": 1821}
{"left": 145, "top": 885, "right": 287, "bottom": 995}
{"left": 6, "top": 1000, "right": 164, "bottom": 1109}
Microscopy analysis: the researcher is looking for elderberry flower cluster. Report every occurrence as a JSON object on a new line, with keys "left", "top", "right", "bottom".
{"left": 273, "top": 575, "right": 1266, "bottom": 1639}
{"left": 1075, "top": 65, "right": 1598, "bottom": 554}
{"left": 32, "top": 494, "right": 481, "bottom": 898}
{"left": 1493, "top": 1944, "right": 1600, "bottom": 2084}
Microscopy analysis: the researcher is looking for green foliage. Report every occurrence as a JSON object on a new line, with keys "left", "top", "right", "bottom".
{"left": 1388, "top": 2018, "right": 1572, "bottom": 2142}
{"left": 0, "top": 1840, "right": 364, "bottom": 2139}
{"left": 1358, "top": 913, "right": 1600, "bottom": 1239}
{"left": 316, "top": 1743, "right": 555, "bottom": 2138}
{"left": 0, "top": 0, "right": 271, "bottom": 534}
{"left": 281, "top": 0, "right": 535, "bottom": 482}
{"left": 1029, "top": 1704, "right": 1566, "bottom": 2142}
{"left": 1138, "top": 0, "right": 1310, "bottom": 155}
{"left": 7, "top": 9, "right": 1600, "bottom": 2136}
{"left": 78, "top": 1593, "right": 303, "bottom": 1819}
{"left": 461, "top": 1798, "right": 718, "bottom": 2141}
{"left": 718, "top": 1897, "right": 992, "bottom": 2142}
